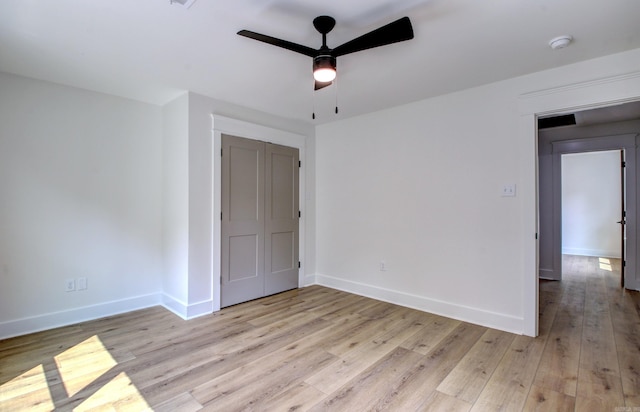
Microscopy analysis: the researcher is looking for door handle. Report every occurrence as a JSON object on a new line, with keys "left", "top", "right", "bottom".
{"left": 617, "top": 220, "right": 625, "bottom": 224}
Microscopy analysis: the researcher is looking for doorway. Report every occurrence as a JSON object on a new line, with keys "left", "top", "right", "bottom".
{"left": 538, "top": 131, "right": 635, "bottom": 286}
{"left": 561, "top": 150, "right": 624, "bottom": 277}
{"left": 220, "top": 134, "right": 300, "bottom": 307}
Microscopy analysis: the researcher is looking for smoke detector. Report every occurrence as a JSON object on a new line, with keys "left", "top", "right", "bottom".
{"left": 169, "top": 0, "right": 196, "bottom": 8}
{"left": 549, "top": 35, "right": 572, "bottom": 50}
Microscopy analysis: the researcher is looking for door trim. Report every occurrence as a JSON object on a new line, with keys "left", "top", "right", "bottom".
{"left": 211, "top": 115, "right": 307, "bottom": 312}
{"left": 518, "top": 69, "right": 640, "bottom": 337}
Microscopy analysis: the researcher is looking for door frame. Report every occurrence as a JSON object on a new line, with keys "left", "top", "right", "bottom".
{"left": 211, "top": 115, "right": 307, "bottom": 312}
{"left": 550, "top": 139, "right": 635, "bottom": 283}
{"left": 518, "top": 70, "right": 640, "bottom": 337}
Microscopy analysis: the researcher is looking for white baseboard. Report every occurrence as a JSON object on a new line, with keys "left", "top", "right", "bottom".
{"left": 1, "top": 275, "right": 525, "bottom": 339}
{"left": 0, "top": 293, "right": 162, "bottom": 340}
{"left": 313, "top": 273, "right": 524, "bottom": 335}
{"left": 162, "top": 293, "right": 213, "bottom": 320}
{"left": 562, "top": 248, "right": 621, "bottom": 258}
{"left": 0, "top": 293, "right": 216, "bottom": 340}
{"left": 302, "top": 274, "right": 317, "bottom": 287}
{"left": 538, "top": 268, "right": 557, "bottom": 280}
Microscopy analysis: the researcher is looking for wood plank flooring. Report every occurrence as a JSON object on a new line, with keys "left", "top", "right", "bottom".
{"left": 1, "top": 255, "right": 639, "bottom": 411}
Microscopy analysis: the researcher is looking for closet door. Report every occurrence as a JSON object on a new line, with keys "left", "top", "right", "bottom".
{"left": 221, "top": 134, "right": 265, "bottom": 307}
{"left": 264, "top": 143, "right": 299, "bottom": 295}
{"left": 221, "top": 135, "right": 300, "bottom": 307}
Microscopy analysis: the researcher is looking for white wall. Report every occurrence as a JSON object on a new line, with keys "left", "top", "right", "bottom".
{"left": 161, "top": 93, "right": 189, "bottom": 310}
{"left": 562, "top": 151, "right": 621, "bottom": 257}
{"left": 0, "top": 72, "right": 163, "bottom": 337}
{"left": 315, "top": 48, "right": 640, "bottom": 335}
{"left": 316, "top": 84, "right": 524, "bottom": 333}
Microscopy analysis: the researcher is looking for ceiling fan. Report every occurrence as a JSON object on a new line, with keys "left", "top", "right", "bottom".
{"left": 237, "top": 15, "right": 414, "bottom": 91}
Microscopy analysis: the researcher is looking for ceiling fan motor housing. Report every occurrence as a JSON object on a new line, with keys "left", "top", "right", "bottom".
{"left": 313, "top": 55, "right": 336, "bottom": 73}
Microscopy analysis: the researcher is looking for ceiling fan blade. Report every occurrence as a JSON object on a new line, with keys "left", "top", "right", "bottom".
{"left": 238, "top": 30, "right": 317, "bottom": 57}
{"left": 332, "top": 16, "right": 413, "bottom": 57}
{"left": 314, "top": 80, "right": 332, "bottom": 91}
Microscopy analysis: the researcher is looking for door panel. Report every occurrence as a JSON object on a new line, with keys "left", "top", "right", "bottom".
{"left": 228, "top": 235, "right": 258, "bottom": 281}
{"left": 270, "top": 232, "right": 295, "bottom": 272}
{"left": 229, "top": 146, "right": 260, "bottom": 222}
{"left": 221, "top": 135, "right": 265, "bottom": 307}
{"left": 270, "top": 152, "right": 296, "bottom": 219}
{"left": 265, "top": 143, "right": 299, "bottom": 296}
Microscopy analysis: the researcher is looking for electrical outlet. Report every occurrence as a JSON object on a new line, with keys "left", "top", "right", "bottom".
{"left": 65, "top": 279, "right": 75, "bottom": 292}
{"left": 501, "top": 184, "right": 516, "bottom": 197}
{"left": 77, "top": 277, "right": 87, "bottom": 291}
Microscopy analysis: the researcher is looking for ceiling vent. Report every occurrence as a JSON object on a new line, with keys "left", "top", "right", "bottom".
{"left": 169, "top": 0, "right": 196, "bottom": 8}
{"left": 538, "top": 114, "right": 576, "bottom": 129}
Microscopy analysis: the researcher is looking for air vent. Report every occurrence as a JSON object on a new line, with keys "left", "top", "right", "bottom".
{"left": 169, "top": 0, "right": 196, "bottom": 8}
{"left": 538, "top": 114, "right": 576, "bottom": 129}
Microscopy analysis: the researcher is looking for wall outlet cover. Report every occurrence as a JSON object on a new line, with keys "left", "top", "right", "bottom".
{"left": 65, "top": 279, "right": 75, "bottom": 292}
{"left": 501, "top": 184, "right": 516, "bottom": 197}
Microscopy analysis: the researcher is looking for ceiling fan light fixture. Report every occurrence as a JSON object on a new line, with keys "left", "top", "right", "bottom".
{"left": 313, "top": 55, "right": 336, "bottom": 82}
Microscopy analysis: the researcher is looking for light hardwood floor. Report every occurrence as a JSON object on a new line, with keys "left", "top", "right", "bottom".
{"left": 1, "top": 255, "right": 639, "bottom": 411}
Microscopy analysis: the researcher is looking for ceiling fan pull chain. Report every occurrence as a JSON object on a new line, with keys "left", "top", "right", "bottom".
{"left": 312, "top": 79, "right": 316, "bottom": 120}
{"left": 335, "top": 76, "right": 339, "bottom": 114}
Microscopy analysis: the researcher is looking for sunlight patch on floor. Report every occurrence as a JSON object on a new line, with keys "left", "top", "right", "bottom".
{"left": 54, "top": 335, "right": 118, "bottom": 397}
{"left": 598, "top": 257, "right": 612, "bottom": 272}
{"left": 74, "top": 372, "right": 151, "bottom": 411}
{"left": 0, "top": 364, "right": 55, "bottom": 412}
{"left": 1, "top": 334, "right": 150, "bottom": 410}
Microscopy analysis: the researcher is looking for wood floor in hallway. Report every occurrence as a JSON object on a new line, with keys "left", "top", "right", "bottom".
{"left": 1, "top": 255, "right": 639, "bottom": 411}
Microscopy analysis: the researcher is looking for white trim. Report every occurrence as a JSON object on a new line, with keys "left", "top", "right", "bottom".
{"left": 0, "top": 294, "right": 162, "bottom": 340}
{"left": 562, "top": 248, "right": 622, "bottom": 258}
{"left": 303, "top": 274, "right": 316, "bottom": 287}
{"left": 518, "top": 69, "right": 640, "bottom": 337}
{"left": 211, "top": 115, "right": 308, "bottom": 312}
{"left": 519, "top": 71, "right": 640, "bottom": 115}
{"left": 162, "top": 293, "right": 213, "bottom": 319}
{"left": 313, "top": 274, "right": 524, "bottom": 335}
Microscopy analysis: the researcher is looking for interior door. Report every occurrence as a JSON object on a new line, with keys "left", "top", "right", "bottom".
{"left": 221, "top": 135, "right": 299, "bottom": 307}
{"left": 221, "top": 135, "right": 265, "bottom": 307}
{"left": 265, "top": 143, "right": 299, "bottom": 295}
{"left": 619, "top": 149, "right": 626, "bottom": 287}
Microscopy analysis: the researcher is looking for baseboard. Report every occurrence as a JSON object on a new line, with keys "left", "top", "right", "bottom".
{"left": 539, "top": 268, "right": 557, "bottom": 280}
{"left": 0, "top": 293, "right": 162, "bottom": 340}
{"left": 302, "top": 274, "right": 316, "bottom": 287}
{"left": 161, "top": 293, "right": 213, "bottom": 320}
{"left": 313, "top": 273, "right": 524, "bottom": 335}
{"left": 562, "top": 248, "right": 621, "bottom": 258}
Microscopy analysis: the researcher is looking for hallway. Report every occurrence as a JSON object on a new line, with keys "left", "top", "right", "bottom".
{"left": 533, "top": 254, "right": 640, "bottom": 409}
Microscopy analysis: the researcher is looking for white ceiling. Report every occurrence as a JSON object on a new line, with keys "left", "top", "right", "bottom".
{"left": 1, "top": 0, "right": 639, "bottom": 124}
